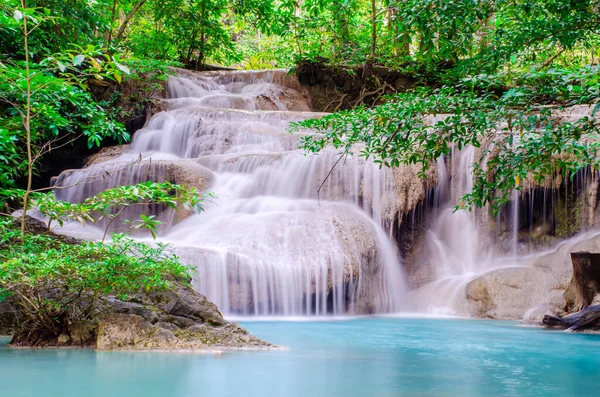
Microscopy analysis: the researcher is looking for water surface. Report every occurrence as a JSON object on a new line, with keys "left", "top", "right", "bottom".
{"left": 1, "top": 317, "right": 599, "bottom": 397}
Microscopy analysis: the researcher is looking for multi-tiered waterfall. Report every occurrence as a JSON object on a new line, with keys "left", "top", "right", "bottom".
{"left": 51, "top": 69, "right": 600, "bottom": 320}
{"left": 54, "top": 70, "right": 410, "bottom": 316}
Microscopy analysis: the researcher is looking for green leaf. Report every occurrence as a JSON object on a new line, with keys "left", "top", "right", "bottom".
{"left": 114, "top": 62, "right": 131, "bottom": 75}
{"left": 72, "top": 55, "right": 85, "bottom": 66}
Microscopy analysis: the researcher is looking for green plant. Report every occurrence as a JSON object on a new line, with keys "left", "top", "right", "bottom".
{"left": 293, "top": 85, "right": 600, "bottom": 214}
{"left": 2, "top": 181, "right": 211, "bottom": 241}
{"left": 0, "top": 218, "right": 191, "bottom": 339}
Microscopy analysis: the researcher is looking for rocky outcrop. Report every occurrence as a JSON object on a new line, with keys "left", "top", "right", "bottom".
{"left": 54, "top": 159, "right": 214, "bottom": 228}
{"left": 7, "top": 283, "right": 275, "bottom": 351}
{"left": 465, "top": 232, "right": 600, "bottom": 320}
{"left": 84, "top": 145, "right": 129, "bottom": 167}
{"left": 296, "top": 60, "right": 416, "bottom": 112}
{"left": 465, "top": 268, "right": 566, "bottom": 319}
{"left": 96, "top": 314, "right": 268, "bottom": 350}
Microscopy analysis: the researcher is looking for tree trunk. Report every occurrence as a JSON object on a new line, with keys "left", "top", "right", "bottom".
{"left": 370, "top": 0, "right": 377, "bottom": 60}
{"left": 564, "top": 252, "right": 600, "bottom": 312}
{"left": 198, "top": 0, "right": 207, "bottom": 69}
{"left": 107, "top": 0, "right": 118, "bottom": 43}
{"left": 114, "top": 0, "right": 148, "bottom": 42}
{"left": 20, "top": 0, "right": 33, "bottom": 241}
{"left": 543, "top": 304, "right": 600, "bottom": 331}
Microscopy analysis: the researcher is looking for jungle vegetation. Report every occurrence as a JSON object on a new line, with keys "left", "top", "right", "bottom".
{"left": 0, "top": 1, "right": 600, "bottom": 335}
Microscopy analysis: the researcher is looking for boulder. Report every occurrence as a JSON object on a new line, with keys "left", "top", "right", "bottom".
{"left": 465, "top": 267, "right": 566, "bottom": 320}
{"left": 465, "top": 232, "right": 600, "bottom": 320}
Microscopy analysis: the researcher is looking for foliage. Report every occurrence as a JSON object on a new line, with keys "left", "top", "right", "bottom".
{"left": 294, "top": 82, "right": 600, "bottom": 214}
{"left": 0, "top": 218, "right": 191, "bottom": 338}
{"left": 2, "top": 181, "right": 209, "bottom": 241}
{"left": 0, "top": 6, "right": 131, "bottom": 191}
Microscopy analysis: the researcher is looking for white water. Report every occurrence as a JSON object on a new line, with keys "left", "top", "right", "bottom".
{"left": 54, "top": 70, "right": 407, "bottom": 316}
{"left": 410, "top": 146, "right": 520, "bottom": 316}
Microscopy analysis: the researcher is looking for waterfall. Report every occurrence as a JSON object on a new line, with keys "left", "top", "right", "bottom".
{"left": 410, "top": 146, "right": 515, "bottom": 315}
{"left": 54, "top": 69, "right": 409, "bottom": 317}
{"left": 409, "top": 104, "right": 600, "bottom": 317}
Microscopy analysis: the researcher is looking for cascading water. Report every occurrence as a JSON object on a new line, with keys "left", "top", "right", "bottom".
{"left": 409, "top": 105, "right": 600, "bottom": 317}
{"left": 50, "top": 70, "right": 599, "bottom": 320}
{"left": 54, "top": 70, "right": 408, "bottom": 317}
{"left": 409, "top": 145, "right": 518, "bottom": 315}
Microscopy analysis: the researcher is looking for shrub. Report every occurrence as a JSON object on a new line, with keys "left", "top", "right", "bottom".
{"left": 0, "top": 218, "right": 192, "bottom": 340}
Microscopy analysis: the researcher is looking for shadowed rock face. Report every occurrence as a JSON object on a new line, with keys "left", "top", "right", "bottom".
{"left": 7, "top": 282, "right": 275, "bottom": 351}
{"left": 0, "top": 299, "right": 20, "bottom": 336}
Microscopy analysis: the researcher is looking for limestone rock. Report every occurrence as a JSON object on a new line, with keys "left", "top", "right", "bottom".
{"left": 465, "top": 232, "right": 600, "bottom": 320}
{"left": 84, "top": 145, "right": 129, "bottom": 167}
{"left": 96, "top": 314, "right": 153, "bottom": 350}
{"left": 155, "top": 322, "right": 180, "bottom": 332}
{"left": 6, "top": 282, "right": 274, "bottom": 351}
{"left": 54, "top": 159, "right": 214, "bottom": 228}
{"left": 96, "top": 313, "right": 273, "bottom": 351}
{"left": 465, "top": 267, "right": 563, "bottom": 320}
{"left": 94, "top": 284, "right": 273, "bottom": 350}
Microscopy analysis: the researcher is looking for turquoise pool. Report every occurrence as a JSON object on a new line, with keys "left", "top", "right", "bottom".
{"left": 1, "top": 317, "right": 599, "bottom": 397}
